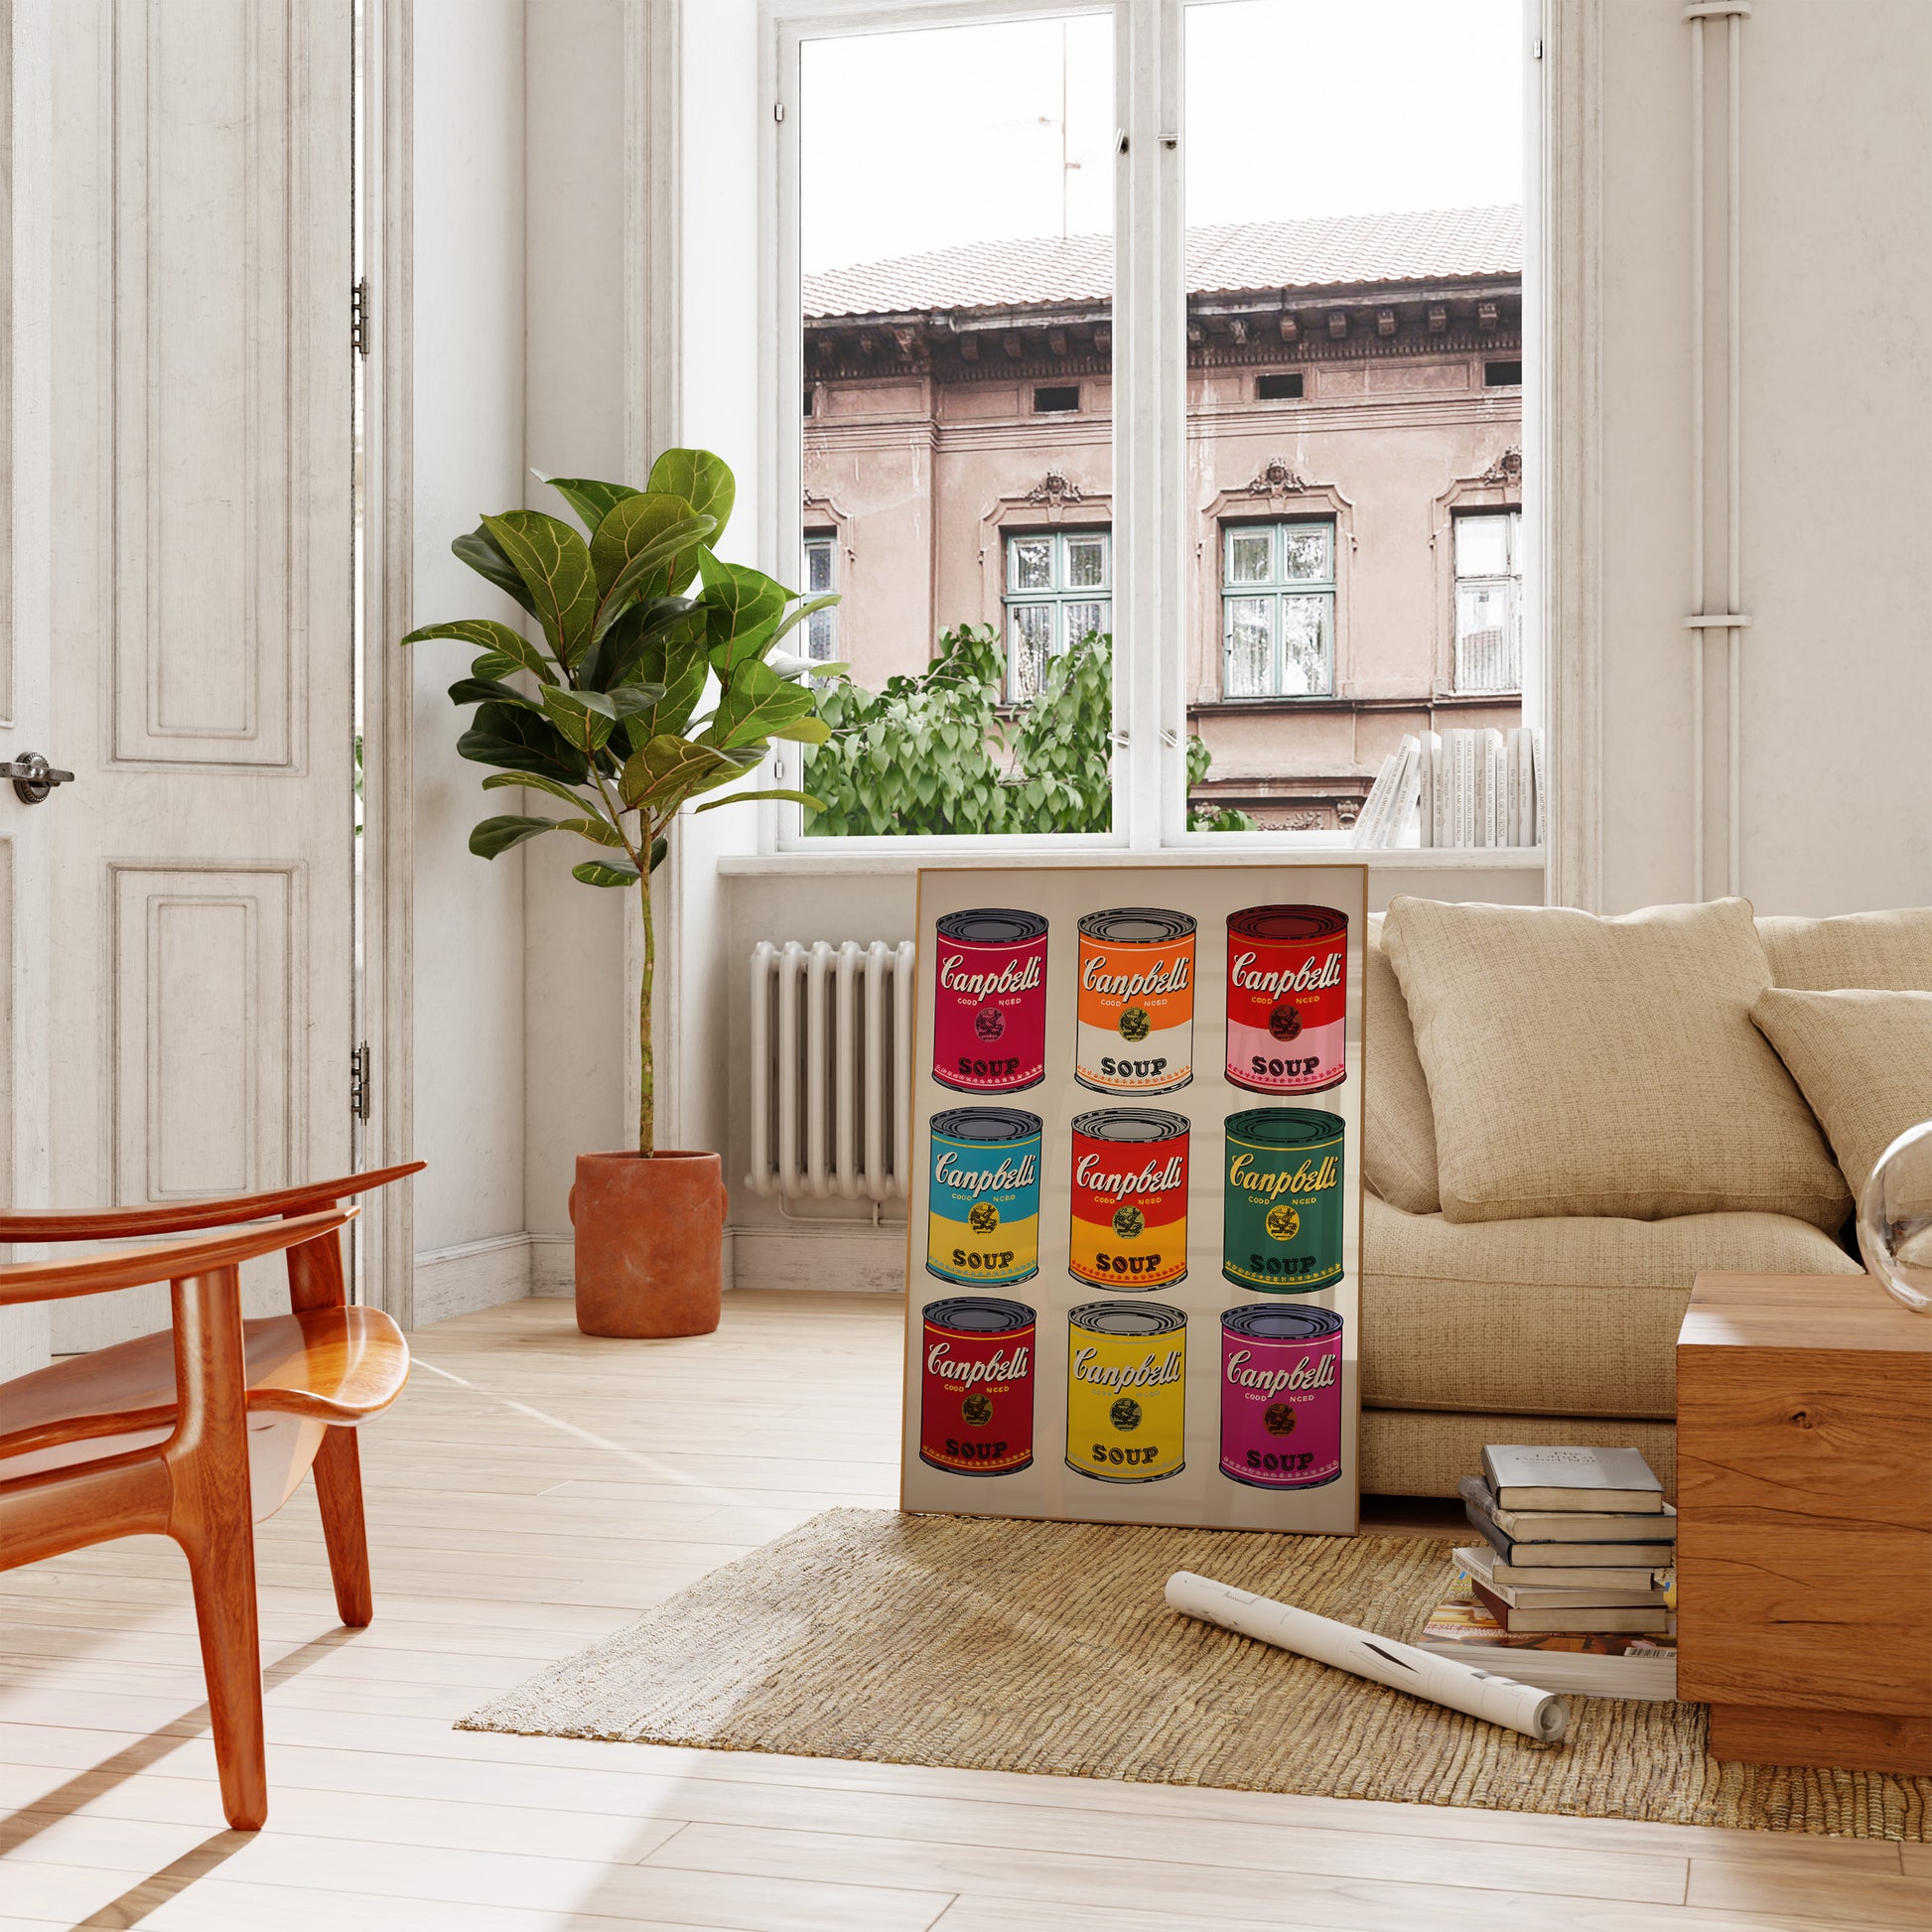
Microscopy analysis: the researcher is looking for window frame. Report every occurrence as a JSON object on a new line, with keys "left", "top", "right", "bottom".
{"left": 1449, "top": 507, "right": 1523, "bottom": 696}
{"left": 801, "top": 528, "right": 840, "bottom": 664}
{"left": 1218, "top": 516, "right": 1337, "bottom": 700}
{"left": 1004, "top": 527, "right": 1113, "bottom": 702}
{"left": 758, "top": 0, "right": 1546, "bottom": 860}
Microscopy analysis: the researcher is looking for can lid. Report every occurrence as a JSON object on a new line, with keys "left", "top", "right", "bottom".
{"left": 1076, "top": 906, "right": 1198, "bottom": 944}
{"left": 1222, "top": 1303, "right": 1343, "bottom": 1341}
{"left": 1069, "top": 1107, "right": 1190, "bottom": 1144}
{"left": 1069, "top": 1300, "right": 1186, "bottom": 1336}
{"left": 1224, "top": 1107, "right": 1346, "bottom": 1147}
{"left": 935, "top": 907, "right": 1048, "bottom": 945}
{"left": 923, "top": 1297, "right": 1036, "bottom": 1334}
{"left": 930, "top": 1106, "right": 1043, "bottom": 1144}
{"left": 1227, "top": 904, "right": 1349, "bottom": 943}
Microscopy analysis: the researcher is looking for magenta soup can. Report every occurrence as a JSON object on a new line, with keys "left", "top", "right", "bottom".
{"left": 932, "top": 909, "right": 1048, "bottom": 1095}
{"left": 1218, "top": 1304, "right": 1343, "bottom": 1490}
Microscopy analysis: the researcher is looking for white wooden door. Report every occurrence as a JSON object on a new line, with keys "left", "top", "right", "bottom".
{"left": 39, "top": 1, "right": 356, "bottom": 1352}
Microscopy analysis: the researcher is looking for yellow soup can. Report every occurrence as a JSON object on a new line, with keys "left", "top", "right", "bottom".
{"left": 1065, "top": 1301, "right": 1186, "bottom": 1483}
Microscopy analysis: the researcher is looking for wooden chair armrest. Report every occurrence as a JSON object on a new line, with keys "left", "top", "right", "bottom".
{"left": 0, "top": 1208, "right": 355, "bottom": 1306}
{"left": 0, "top": 1163, "right": 421, "bottom": 1244}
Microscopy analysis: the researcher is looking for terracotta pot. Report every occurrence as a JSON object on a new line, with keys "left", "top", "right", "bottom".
{"left": 569, "top": 1150, "right": 726, "bottom": 1338}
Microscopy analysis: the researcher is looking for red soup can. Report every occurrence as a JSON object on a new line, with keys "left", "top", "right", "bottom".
{"left": 932, "top": 909, "right": 1048, "bottom": 1094}
{"left": 1068, "top": 1109, "right": 1189, "bottom": 1291}
{"left": 1225, "top": 904, "right": 1348, "bottom": 1095}
{"left": 920, "top": 1297, "right": 1035, "bottom": 1476}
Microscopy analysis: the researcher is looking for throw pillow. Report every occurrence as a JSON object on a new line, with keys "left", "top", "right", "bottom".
{"left": 1362, "top": 915, "right": 1441, "bottom": 1215}
{"left": 1381, "top": 895, "right": 1851, "bottom": 1229}
{"left": 1750, "top": 988, "right": 1932, "bottom": 1199}
{"left": 1757, "top": 908, "right": 1932, "bottom": 991}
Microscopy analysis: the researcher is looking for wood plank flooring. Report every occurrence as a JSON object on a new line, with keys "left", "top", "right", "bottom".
{"left": 1, "top": 1290, "right": 1924, "bottom": 1931}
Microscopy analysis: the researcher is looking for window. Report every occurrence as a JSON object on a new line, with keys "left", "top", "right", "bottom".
{"left": 1005, "top": 529, "right": 1111, "bottom": 701}
{"left": 1451, "top": 510, "right": 1521, "bottom": 694}
{"left": 1483, "top": 359, "right": 1522, "bottom": 387}
{"left": 1255, "top": 371, "right": 1304, "bottom": 401}
{"left": 802, "top": 386, "right": 815, "bottom": 416}
{"left": 1033, "top": 384, "right": 1081, "bottom": 414}
{"left": 1220, "top": 520, "right": 1335, "bottom": 698}
{"left": 802, "top": 532, "right": 839, "bottom": 663}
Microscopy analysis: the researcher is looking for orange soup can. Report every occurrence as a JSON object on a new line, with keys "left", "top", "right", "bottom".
{"left": 1075, "top": 908, "right": 1196, "bottom": 1095}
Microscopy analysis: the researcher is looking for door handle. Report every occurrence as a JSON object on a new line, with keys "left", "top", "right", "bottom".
{"left": 3, "top": 752, "right": 75, "bottom": 804}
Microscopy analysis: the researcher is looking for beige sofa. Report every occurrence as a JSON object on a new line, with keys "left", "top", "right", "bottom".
{"left": 1359, "top": 906, "right": 1930, "bottom": 1499}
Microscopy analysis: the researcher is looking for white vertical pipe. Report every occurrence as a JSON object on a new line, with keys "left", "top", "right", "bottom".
{"left": 834, "top": 942, "right": 859, "bottom": 1198}
{"left": 893, "top": 941, "right": 916, "bottom": 1201}
{"left": 806, "top": 941, "right": 832, "bottom": 1196}
{"left": 1688, "top": 14, "right": 1706, "bottom": 902}
{"left": 776, "top": 940, "right": 804, "bottom": 1197}
{"left": 1725, "top": 10, "right": 1743, "bottom": 898}
{"left": 746, "top": 942, "right": 775, "bottom": 1196}
{"left": 864, "top": 941, "right": 890, "bottom": 1203}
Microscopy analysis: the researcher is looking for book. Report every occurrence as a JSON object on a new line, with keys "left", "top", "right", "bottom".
{"left": 1352, "top": 753, "right": 1400, "bottom": 849}
{"left": 1474, "top": 1572, "right": 1673, "bottom": 1609}
{"left": 1455, "top": 1543, "right": 1671, "bottom": 1592}
{"left": 1390, "top": 737, "right": 1423, "bottom": 847}
{"left": 1449, "top": 729, "right": 1475, "bottom": 847}
{"left": 1528, "top": 725, "right": 1545, "bottom": 845}
{"left": 1419, "top": 1583, "right": 1678, "bottom": 1701}
{"left": 1418, "top": 730, "right": 1442, "bottom": 847}
{"left": 1457, "top": 1475, "right": 1677, "bottom": 1544}
{"left": 1512, "top": 725, "right": 1535, "bottom": 846}
{"left": 1463, "top": 1507, "right": 1675, "bottom": 1568}
{"left": 1470, "top": 1580, "right": 1674, "bottom": 1635}
{"left": 1483, "top": 728, "right": 1506, "bottom": 847}
{"left": 1480, "top": 1444, "right": 1666, "bottom": 1513}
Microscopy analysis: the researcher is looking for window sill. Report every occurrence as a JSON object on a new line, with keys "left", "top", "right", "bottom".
{"left": 719, "top": 846, "right": 1547, "bottom": 878}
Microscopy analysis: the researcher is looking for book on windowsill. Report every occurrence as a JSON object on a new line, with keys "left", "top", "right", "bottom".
{"left": 1469, "top": 1579, "right": 1675, "bottom": 1635}
{"left": 1479, "top": 1444, "right": 1668, "bottom": 1513}
{"left": 1457, "top": 1475, "right": 1677, "bottom": 1543}
{"left": 1418, "top": 1580, "right": 1678, "bottom": 1701}
{"left": 1462, "top": 1507, "right": 1674, "bottom": 1569}
{"left": 1454, "top": 1543, "right": 1673, "bottom": 1593}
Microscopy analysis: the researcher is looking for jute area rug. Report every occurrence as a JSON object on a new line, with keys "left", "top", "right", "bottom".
{"left": 459, "top": 1507, "right": 1929, "bottom": 1839}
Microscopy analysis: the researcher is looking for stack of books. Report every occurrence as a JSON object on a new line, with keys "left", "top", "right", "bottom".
{"left": 1417, "top": 1444, "right": 1677, "bottom": 1701}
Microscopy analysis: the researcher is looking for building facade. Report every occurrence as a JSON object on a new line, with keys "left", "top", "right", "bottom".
{"left": 801, "top": 207, "right": 1523, "bottom": 829}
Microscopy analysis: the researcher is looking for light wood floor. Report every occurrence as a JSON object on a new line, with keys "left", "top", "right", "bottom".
{"left": 1, "top": 1291, "right": 1925, "bottom": 1932}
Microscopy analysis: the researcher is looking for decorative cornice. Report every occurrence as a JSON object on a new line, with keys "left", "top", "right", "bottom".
{"left": 1244, "top": 457, "right": 1310, "bottom": 502}
{"left": 1024, "top": 469, "right": 1085, "bottom": 506}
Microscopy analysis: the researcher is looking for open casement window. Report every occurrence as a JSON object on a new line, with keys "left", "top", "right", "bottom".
{"left": 1451, "top": 510, "right": 1522, "bottom": 695}
{"left": 1005, "top": 529, "right": 1112, "bottom": 703}
{"left": 1221, "top": 520, "right": 1335, "bottom": 699}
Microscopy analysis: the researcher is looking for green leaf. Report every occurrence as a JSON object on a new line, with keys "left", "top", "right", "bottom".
{"left": 469, "top": 814, "right": 559, "bottom": 859}
{"left": 704, "top": 658, "right": 815, "bottom": 749}
{"left": 693, "top": 786, "right": 825, "bottom": 814}
{"left": 645, "top": 449, "right": 736, "bottom": 554}
{"left": 480, "top": 769, "right": 599, "bottom": 812}
{"left": 772, "top": 714, "right": 831, "bottom": 746}
{"left": 589, "top": 492, "right": 711, "bottom": 600}
{"left": 537, "top": 474, "right": 639, "bottom": 536}
{"left": 751, "top": 593, "right": 840, "bottom": 668}
{"left": 400, "top": 616, "right": 557, "bottom": 685}
{"left": 573, "top": 856, "right": 641, "bottom": 889}
{"left": 451, "top": 527, "right": 538, "bottom": 619}
{"left": 481, "top": 511, "right": 599, "bottom": 666}
{"left": 556, "top": 815, "right": 627, "bottom": 848}
{"left": 699, "top": 554, "right": 792, "bottom": 671}
{"left": 593, "top": 515, "right": 717, "bottom": 644}
{"left": 447, "top": 676, "right": 538, "bottom": 711}
{"left": 538, "top": 684, "right": 618, "bottom": 755}
{"left": 457, "top": 701, "right": 591, "bottom": 786}
{"left": 620, "top": 734, "right": 755, "bottom": 815}
{"left": 648, "top": 835, "right": 669, "bottom": 874}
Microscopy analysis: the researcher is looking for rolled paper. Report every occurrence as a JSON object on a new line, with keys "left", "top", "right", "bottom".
{"left": 1166, "top": 1570, "right": 1570, "bottom": 1743}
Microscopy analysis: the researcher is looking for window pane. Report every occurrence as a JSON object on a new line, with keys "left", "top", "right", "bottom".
{"left": 1063, "top": 535, "right": 1107, "bottom": 589}
{"left": 1280, "top": 523, "right": 1332, "bottom": 584}
{"left": 804, "top": 538, "right": 834, "bottom": 594}
{"left": 1225, "top": 598, "right": 1273, "bottom": 697}
{"left": 806, "top": 607, "right": 838, "bottom": 661}
{"left": 799, "top": 12, "right": 1115, "bottom": 836}
{"left": 1454, "top": 513, "right": 1510, "bottom": 579}
{"left": 1226, "top": 530, "right": 1272, "bottom": 585}
{"left": 1454, "top": 581, "right": 1518, "bottom": 693}
{"left": 1184, "top": 0, "right": 1524, "bottom": 833}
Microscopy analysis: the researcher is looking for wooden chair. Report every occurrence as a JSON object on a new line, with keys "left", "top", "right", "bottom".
{"left": 0, "top": 1164, "right": 422, "bottom": 1830}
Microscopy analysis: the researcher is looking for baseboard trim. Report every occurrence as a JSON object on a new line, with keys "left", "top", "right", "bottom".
{"left": 411, "top": 1232, "right": 533, "bottom": 1328}
{"left": 729, "top": 1222, "right": 906, "bottom": 1293}
{"left": 530, "top": 1232, "right": 575, "bottom": 1299}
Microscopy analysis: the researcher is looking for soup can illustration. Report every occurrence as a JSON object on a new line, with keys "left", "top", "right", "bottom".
{"left": 932, "top": 909, "right": 1048, "bottom": 1094}
{"left": 1065, "top": 1301, "right": 1186, "bottom": 1483}
{"left": 1222, "top": 1109, "right": 1346, "bottom": 1292}
{"left": 1225, "top": 904, "right": 1349, "bottom": 1094}
{"left": 1068, "top": 1109, "right": 1189, "bottom": 1291}
{"left": 1219, "top": 1304, "right": 1344, "bottom": 1489}
{"left": 1075, "top": 908, "right": 1196, "bottom": 1094}
{"left": 920, "top": 1297, "right": 1036, "bottom": 1477}
{"left": 926, "top": 1107, "right": 1042, "bottom": 1288}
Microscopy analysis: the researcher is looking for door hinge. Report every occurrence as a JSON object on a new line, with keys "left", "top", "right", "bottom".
{"left": 351, "top": 277, "right": 371, "bottom": 359}
{"left": 350, "top": 1042, "right": 372, "bottom": 1122}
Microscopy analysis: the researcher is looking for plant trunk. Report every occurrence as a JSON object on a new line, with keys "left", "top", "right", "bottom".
{"left": 637, "top": 865, "right": 655, "bottom": 1155}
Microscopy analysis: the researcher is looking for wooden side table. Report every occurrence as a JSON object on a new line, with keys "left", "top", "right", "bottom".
{"left": 1677, "top": 1272, "right": 1932, "bottom": 1774}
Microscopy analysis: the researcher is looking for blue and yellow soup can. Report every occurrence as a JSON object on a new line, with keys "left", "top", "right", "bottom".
{"left": 926, "top": 1107, "right": 1042, "bottom": 1288}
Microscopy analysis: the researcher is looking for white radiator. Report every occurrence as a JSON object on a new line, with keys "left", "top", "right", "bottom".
{"left": 746, "top": 940, "right": 916, "bottom": 1201}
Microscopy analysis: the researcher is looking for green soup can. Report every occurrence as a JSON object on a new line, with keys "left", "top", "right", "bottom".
{"left": 1221, "top": 1109, "right": 1346, "bottom": 1293}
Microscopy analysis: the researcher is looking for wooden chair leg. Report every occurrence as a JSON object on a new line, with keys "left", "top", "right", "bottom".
{"left": 313, "top": 1425, "right": 373, "bottom": 1627}
{"left": 181, "top": 1509, "right": 269, "bottom": 1831}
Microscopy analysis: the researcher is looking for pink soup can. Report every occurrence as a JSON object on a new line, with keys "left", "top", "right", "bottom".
{"left": 932, "top": 909, "right": 1048, "bottom": 1094}
{"left": 1218, "top": 1304, "right": 1343, "bottom": 1490}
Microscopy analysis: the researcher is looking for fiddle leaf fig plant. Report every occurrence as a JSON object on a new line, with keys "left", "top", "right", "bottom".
{"left": 403, "top": 449, "right": 835, "bottom": 1153}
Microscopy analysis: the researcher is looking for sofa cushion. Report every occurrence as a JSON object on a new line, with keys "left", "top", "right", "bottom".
{"left": 1360, "top": 1190, "right": 1863, "bottom": 1419}
{"left": 1381, "top": 895, "right": 1851, "bottom": 1230}
{"left": 1758, "top": 908, "right": 1932, "bottom": 991}
{"left": 1363, "top": 914, "right": 1441, "bottom": 1215}
{"left": 1362, "top": 1410, "right": 1680, "bottom": 1503}
{"left": 1751, "top": 988, "right": 1932, "bottom": 1199}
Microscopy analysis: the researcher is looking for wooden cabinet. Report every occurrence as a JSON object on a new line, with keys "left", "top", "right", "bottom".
{"left": 1677, "top": 1273, "right": 1932, "bottom": 1774}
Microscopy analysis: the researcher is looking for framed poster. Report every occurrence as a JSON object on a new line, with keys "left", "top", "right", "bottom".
{"left": 899, "top": 864, "right": 1369, "bottom": 1535}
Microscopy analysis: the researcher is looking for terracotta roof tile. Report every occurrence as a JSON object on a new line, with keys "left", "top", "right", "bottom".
{"left": 803, "top": 206, "right": 1521, "bottom": 321}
